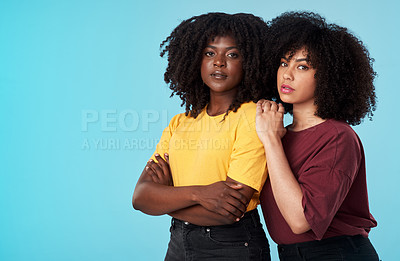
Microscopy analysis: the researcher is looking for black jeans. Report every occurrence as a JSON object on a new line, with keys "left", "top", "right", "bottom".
{"left": 164, "top": 209, "right": 271, "bottom": 261}
{"left": 278, "top": 235, "right": 379, "bottom": 261}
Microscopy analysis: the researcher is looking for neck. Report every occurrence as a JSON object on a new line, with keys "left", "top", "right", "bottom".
{"left": 290, "top": 103, "right": 325, "bottom": 131}
{"left": 207, "top": 89, "right": 237, "bottom": 116}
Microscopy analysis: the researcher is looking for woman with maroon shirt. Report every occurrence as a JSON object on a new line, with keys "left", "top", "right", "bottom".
{"left": 255, "top": 12, "right": 379, "bottom": 260}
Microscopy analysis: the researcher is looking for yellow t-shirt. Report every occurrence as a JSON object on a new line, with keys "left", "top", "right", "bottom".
{"left": 151, "top": 101, "right": 268, "bottom": 211}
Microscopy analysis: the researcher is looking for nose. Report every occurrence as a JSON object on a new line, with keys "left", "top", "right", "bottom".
{"left": 282, "top": 66, "right": 293, "bottom": 81}
{"left": 213, "top": 54, "right": 226, "bottom": 68}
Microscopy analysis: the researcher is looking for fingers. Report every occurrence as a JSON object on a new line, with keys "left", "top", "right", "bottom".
{"left": 144, "top": 165, "right": 160, "bottom": 183}
{"left": 199, "top": 182, "right": 248, "bottom": 220}
{"left": 215, "top": 208, "right": 241, "bottom": 222}
{"left": 217, "top": 191, "right": 247, "bottom": 220}
{"left": 258, "top": 100, "right": 284, "bottom": 114}
{"left": 154, "top": 153, "right": 170, "bottom": 175}
{"left": 226, "top": 197, "right": 247, "bottom": 216}
{"left": 147, "top": 159, "right": 164, "bottom": 181}
{"left": 256, "top": 101, "right": 263, "bottom": 115}
{"left": 147, "top": 154, "right": 173, "bottom": 186}
{"left": 164, "top": 153, "right": 170, "bottom": 164}
{"left": 220, "top": 183, "right": 248, "bottom": 213}
{"left": 270, "top": 101, "right": 278, "bottom": 112}
{"left": 278, "top": 103, "right": 285, "bottom": 114}
{"left": 264, "top": 100, "right": 277, "bottom": 111}
{"left": 219, "top": 203, "right": 246, "bottom": 221}
{"left": 225, "top": 181, "right": 243, "bottom": 190}
{"left": 261, "top": 100, "right": 270, "bottom": 112}
{"left": 226, "top": 188, "right": 248, "bottom": 208}
{"left": 208, "top": 195, "right": 246, "bottom": 221}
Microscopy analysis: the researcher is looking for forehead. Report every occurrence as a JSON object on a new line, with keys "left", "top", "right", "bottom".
{"left": 207, "top": 34, "right": 237, "bottom": 45}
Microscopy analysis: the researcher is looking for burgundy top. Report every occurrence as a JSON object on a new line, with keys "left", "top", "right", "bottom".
{"left": 260, "top": 119, "right": 377, "bottom": 245}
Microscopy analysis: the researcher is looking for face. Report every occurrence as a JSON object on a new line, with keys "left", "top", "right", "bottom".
{"left": 277, "top": 47, "right": 317, "bottom": 108}
{"left": 201, "top": 35, "right": 243, "bottom": 96}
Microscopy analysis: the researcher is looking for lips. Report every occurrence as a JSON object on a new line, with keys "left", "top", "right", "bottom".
{"left": 281, "top": 84, "right": 294, "bottom": 94}
{"left": 210, "top": 71, "right": 227, "bottom": 79}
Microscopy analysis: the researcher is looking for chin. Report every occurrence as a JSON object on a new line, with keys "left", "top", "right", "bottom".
{"left": 278, "top": 95, "right": 291, "bottom": 104}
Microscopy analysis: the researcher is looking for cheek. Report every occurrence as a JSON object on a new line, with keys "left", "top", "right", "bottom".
{"left": 302, "top": 83, "right": 316, "bottom": 98}
{"left": 232, "top": 63, "right": 243, "bottom": 80}
{"left": 276, "top": 68, "right": 283, "bottom": 79}
{"left": 237, "top": 68, "right": 244, "bottom": 80}
{"left": 276, "top": 72, "right": 283, "bottom": 88}
{"left": 306, "top": 77, "right": 317, "bottom": 93}
{"left": 200, "top": 61, "right": 208, "bottom": 80}
{"left": 306, "top": 71, "right": 317, "bottom": 89}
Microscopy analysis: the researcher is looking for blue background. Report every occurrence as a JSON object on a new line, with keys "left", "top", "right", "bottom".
{"left": 1, "top": 0, "right": 398, "bottom": 260}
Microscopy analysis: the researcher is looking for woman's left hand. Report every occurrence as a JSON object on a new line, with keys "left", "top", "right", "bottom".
{"left": 146, "top": 153, "right": 173, "bottom": 186}
{"left": 255, "top": 99, "right": 286, "bottom": 145}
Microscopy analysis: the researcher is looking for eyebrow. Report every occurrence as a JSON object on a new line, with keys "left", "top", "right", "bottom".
{"left": 281, "top": 57, "right": 308, "bottom": 62}
{"left": 206, "top": 45, "right": 238, "bottom": 50}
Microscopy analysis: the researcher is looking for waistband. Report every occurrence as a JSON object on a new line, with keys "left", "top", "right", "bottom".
{"left": 171, "top": 208, "right": 261, "bottom": 229}
{"left": 278, "top": 235, "right": 370, "bottom": 255}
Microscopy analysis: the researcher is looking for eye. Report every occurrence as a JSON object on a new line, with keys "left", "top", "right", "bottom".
{"left": 298, "top": 65, "right": 309, "bottom": 70}
{"left": 204, "top": 51, "right": 214, "bottom": 57}
{"left": 280, "top": 61, "right": 287, "bottom": 67}
{"left": 227, "top": 52, "right": 239, "bottom": 58}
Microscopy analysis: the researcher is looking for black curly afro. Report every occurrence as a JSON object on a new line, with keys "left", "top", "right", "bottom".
{"left": 264, "top": 11, "right": 376, "bottom": 125}
{"left": 160, "top": 12, "right": 272, "bottom": 118}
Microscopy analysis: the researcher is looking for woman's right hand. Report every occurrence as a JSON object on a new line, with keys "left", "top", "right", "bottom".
{"left": 255, "top": 99, "right": 286, "bottom": 145}
{"left": 143, "top": 154, "right": 247, "bottom": 221}
{"left": 194, "top": 181, "right": 247, "bottom": 221}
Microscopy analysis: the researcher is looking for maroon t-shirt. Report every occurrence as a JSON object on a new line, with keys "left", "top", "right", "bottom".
{"left": 260, "top": 119, "right": 377, "bottom": 245}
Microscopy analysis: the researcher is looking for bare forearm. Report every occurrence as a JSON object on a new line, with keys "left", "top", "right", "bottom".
{"left": 264, "top": 137, "right": 310, "bottom": 234}
{"left": 132, "top": 181, "right": 199, "bottom": 215}
{"left": 255, "top": 100, "right": 310, "bottom": 233}
{"left": 169, "top": 179, "right": 255, "bottom": 226}
{"left": 169, "top": 205, "right": 238, "bottom": 226}
{"left": 133, "top": 162, "right": 250, "bottom": 220}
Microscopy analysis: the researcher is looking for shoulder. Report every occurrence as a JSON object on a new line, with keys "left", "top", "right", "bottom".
{"left": 323, "top": 120, "right": 359, "bottom": 142}
{"left": 237, "top": 101, "right": 257, "bottom": 114}
{"left": 231, "top": 101, "right": 257, "bottom": 122}
{"left": 320, "top": 121, "right": 364, "bottom": 178}
{"left": 228, "top": 102, "right": 258, "bottom": 133}
{"left": 315, "top": 120, "right": 362, "bottom": 158}
{"left": 168, "top": 112, "right": 190, "bottom": 129}
{"left": 287, "top": 119, "right": 362, "bottom": 154}
{"left": 171, "top": 112, "right": 187, "bottom": 121}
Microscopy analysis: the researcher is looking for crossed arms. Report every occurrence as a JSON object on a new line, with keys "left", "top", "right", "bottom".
{"left": 132, "top": 153, "right": 255, "bottom": 226}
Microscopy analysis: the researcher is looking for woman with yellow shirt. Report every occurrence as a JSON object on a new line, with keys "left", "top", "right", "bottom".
{"left": 132, "top": 12, "right": 272, "bottom": 260}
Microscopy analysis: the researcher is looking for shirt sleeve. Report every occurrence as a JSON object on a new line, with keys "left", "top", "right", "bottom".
{"left": 150, "top": 113, "right": 182, "bottom": 162}
{"left": 300, "top": 128, "right": 362, "bottom": 240}
{"left": 227, "top": 110, "right": 268, "bottom": 192}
